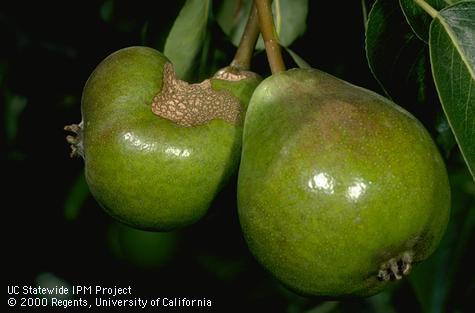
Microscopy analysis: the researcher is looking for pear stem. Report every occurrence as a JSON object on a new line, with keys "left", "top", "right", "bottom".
{"left": 255, "top": 0, "right": 286, "bottom": 74}
{"left": 231, "top": 5, "right": 260, "bottom": 71}
{"left": 413, "top": 0, "right": 438, "bottom": 18}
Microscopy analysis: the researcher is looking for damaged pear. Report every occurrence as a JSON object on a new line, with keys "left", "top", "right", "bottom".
{"left": 66, "top": 46, "right": 260, "bottom": 231}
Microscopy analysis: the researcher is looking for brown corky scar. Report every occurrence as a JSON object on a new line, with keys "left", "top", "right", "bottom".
{"left": 151, "top": 63, "right": 243, "bottom": 127}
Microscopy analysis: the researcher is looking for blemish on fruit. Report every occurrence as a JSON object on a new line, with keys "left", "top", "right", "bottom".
{"left": 151, "top": 63, "right": 242, "bottom": 127}
{"left": 214, "top": 66, "right": 259, "bottom": 81}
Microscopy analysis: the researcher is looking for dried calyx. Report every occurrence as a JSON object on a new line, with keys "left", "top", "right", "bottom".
{"left": 64, "top": 122, "right": 84, "bottom": 158}
{"left": 377, "top": 251, "right": 414, "bottom": 281}
{"left": 151, "top": 63, "right": 256, "bottom": 127}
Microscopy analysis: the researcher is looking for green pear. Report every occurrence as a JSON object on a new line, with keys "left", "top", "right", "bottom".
{"left": 66, "top": 46, "right": 261, "bottom": 231}
{"left": 237, "top": 68, "right": 450, "bottom": 297}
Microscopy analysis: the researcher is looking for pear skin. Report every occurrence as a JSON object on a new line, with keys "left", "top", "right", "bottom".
{"left": 67, "top": 47, "right": 261, "bottom": 231}
{"left": 237, "top": 68, "right": 450, "bottom": 296}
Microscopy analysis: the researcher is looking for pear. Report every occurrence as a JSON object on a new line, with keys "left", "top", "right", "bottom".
{"left": 66, "top": 46, "right": 261, "bottom": 231}
{"left": 237, "top": 68, "right": 450, "bottom": 296}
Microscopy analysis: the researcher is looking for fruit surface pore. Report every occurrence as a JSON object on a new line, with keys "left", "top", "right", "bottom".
{"left": 237, "top": 68, "right": 450, "bottom": 296}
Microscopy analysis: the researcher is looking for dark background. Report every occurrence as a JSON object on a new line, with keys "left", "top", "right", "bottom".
{"left": 2, "top": 1, "right": 474, "bottom": 312}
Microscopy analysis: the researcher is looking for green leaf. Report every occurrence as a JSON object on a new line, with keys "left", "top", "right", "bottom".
{"left": 274, "top": 0, "right": 308, "bottom": 47}
{"left": 285, "top": 48, "right": 312, "bottom": 69}
{"left": 216, "top": 0, "right": 308, "bottom": 49}
{"left": 410, "top": 163, "right": 475, "bottom": 313}
{"left": 399, "top": 0, "right": 456, "bottom": 42}
{"left": 366, "top": 291, "right": 398, "bottom": 313}
{"left": 361, "top": 0, "right": 369, "bottom": 31}
{"left": 140, "top": 22, "right": 148, "bottom": 46}
{"left": 164, "top": 0, "right": 210, "bottom": 80}
{"left": 64, "top": 171, "right": 89, "bottom": 221}
{"left": 4, "top": 91, "right": 27, "bottom": 143}
{"left": 304, "top": 301, "right": 339, "bottom": 313}
{"left": 366, "top": 0, "right": 438, "bottom": 111}
{"left": 216, "top": 0, "right": 246, "bottom": 37}
{"left": 108, "top": 222, "right": 178, "bottom": 268}
{"left": 436, "top": 114, "right": 457, "bottom": 158}
{"left": 197, "top": 28, "right": 213, "bottom": 81}
{"left": 429, "top": 1, "right": 475, "bottom": 179}
{"left": 99, "top": 0, "right": 114, "bottom": 23}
